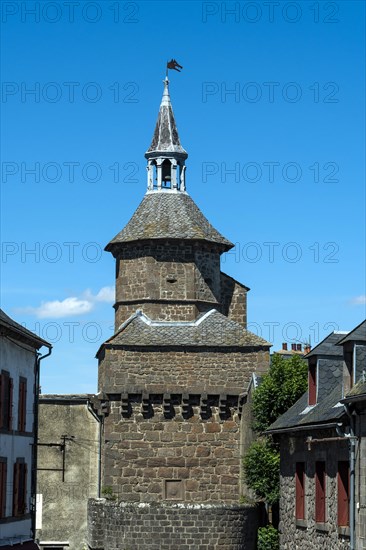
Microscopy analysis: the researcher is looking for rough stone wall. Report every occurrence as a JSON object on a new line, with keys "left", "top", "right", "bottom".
{"left": 220, "top": 273, "right": 247, "bottom": 328}
{"left": 87, "top": 499, "right": 258, "bottom": 550}
{"left": 36, "top": 399, "right": 100, "bottom": 550}
{"left": 114, "top": 243, "right": 222, "bottom": 328}
{"left": 99, "top": 348, "right": 268, "bottom": 504}
{"left": 102, "top": 398, "right": 242, "bottom": 504}
{"left": 115, "top": 302, "right": 200, "bottom": 328}
{"left": 98, "top": 348, "right": 269, "bottom": 394}
{"left": 279, "top": 431, "right": 350, "bottom": 550}
{"left": 239, "top": 379, "right": 256, "bottom": 499}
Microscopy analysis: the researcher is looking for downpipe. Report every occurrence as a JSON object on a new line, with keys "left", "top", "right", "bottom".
{"left": 341, "top": 404, "right": 357, "bottom": 550}
{"left": 33, "top": 346, "right": 52, "bottom": 540}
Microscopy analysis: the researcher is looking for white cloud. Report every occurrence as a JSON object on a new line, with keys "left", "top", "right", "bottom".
{"left": 19, "top": 286, "right": 114, "bottom": 319}
{"left": 350, "top": 295, "right": 366, "bottom": 306}
{"left": 84, "top": 286, "right": 114, "bottom": 303}
{"left": 25, "top": 297, "right": 93, "bottom": 318}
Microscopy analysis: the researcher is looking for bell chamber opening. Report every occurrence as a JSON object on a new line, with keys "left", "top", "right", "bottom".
{"left": 147, "top": 158, "right": 186, "bottom": 192}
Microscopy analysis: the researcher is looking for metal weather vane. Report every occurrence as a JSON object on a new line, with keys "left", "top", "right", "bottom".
{"left": 166, "top": 59, "right": 183, "bottom": 76}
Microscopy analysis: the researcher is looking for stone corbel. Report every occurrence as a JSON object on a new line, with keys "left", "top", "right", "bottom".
{"left": 121, "top": 393, "right": 130, "bottom": 417}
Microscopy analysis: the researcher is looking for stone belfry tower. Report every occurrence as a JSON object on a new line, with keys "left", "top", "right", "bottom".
{"left": 90, "top": 76, "right": 270, "bottom": 550}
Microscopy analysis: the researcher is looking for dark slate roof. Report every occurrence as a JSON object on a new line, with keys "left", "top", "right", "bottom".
{"left": 0, "top": 543, "right": 40, "bottom": 550}
{"left": 0, "top": 308, "right": 50, "bottom": 348}
{"left": 337, "top": 320, "right": 366, "bottom": 345}
{"left": 100, "top": 309, "right": 270, "bottom": 351}
{"left": 305, "top": 331, "right": 348, "bottom": 358}
{"left": 267, "top": 384, "right": 345, "bottom": 433}
{"left": 343, "top": 379, "right": 366, "bottom": 401}
{"left": 40, "top": 393, "right": 94, "bottom": 401}
{"left": 106, "top": 192, "right": 234, "bottom": 252}
{"left": 39, "top": 394, "right": 102, "bottom": 408}
{"left": 146, "top": 78, "right": 187, "bottom": 157}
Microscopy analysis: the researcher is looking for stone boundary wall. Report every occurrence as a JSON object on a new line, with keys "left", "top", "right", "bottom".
{"left": 88, "top": 499, "right": 258, "bottom": 550}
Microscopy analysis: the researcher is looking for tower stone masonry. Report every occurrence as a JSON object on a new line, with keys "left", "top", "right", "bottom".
{"left": 88, "top": 76, "right": 271, "bottom": 550}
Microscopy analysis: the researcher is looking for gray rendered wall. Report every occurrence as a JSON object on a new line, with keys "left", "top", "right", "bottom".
{"left": 36, "top": 398, "right": 100, "bottom": 550}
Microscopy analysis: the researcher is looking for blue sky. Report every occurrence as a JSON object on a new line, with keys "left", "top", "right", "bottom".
{"left": 1, "top": 0, "right": 365, "bottom": 393}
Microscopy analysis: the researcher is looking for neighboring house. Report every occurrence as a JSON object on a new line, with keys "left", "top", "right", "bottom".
{"left": 0, "top": 309, "right": 51, "bottom": 548}
{"left": 267, "top": 320, "right": 366, "bottom": 550}
{"left": 273, "top": 342, "right": 310, "bottom": 358}
{"left": 36, "top": 395, "right": 102, "bottom": 550}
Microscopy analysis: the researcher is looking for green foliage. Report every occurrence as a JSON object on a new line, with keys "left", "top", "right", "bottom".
{"left": 257, "top": 525, "right": 279, "bottom": 550}
{"left": 252, "top": 354, "right": 308, "bottom": 433}
{"left": 243, "top": 438, "right": 280, "bottom": 504}
{"left": 243, "top": 355, "right": 307, "bottom": 506}
{"left": 101, "top": 485, "right": 117, "bottom": 500}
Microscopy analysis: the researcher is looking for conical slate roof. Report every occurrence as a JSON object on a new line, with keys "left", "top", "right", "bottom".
{"left": 105, "top": 192, "right": 233, "bottom": 253}
{"left": 145, "top": 77, "right": 187, "bottom": 157}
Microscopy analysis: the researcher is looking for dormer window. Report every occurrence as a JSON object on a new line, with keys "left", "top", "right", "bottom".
{"left": 308, "top": 361, "right": 317, "bottom": 405}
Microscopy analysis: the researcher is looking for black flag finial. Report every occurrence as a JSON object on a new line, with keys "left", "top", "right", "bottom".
{"left": 166, "top": 59, "right": 183, "bottom": 76}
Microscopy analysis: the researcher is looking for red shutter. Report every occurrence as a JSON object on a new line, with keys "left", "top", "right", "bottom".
{"left": 13, "top": 462, "right": 19, "bottom": 516}
{"left": 295, "top": 462, "right": 305, "bottom": 519}
{"left": 309, "top": 364, "right": 317, "bottom": 405}
{"left": 18, "top": 381, "right": 23, "bottom": 431}
{"left": 23, "top": 381, "right": 27, "bottom": 432}
{"left": 8, "top": 378, "right": 13, "bottom": 430}
{"left": 21, "top": 463, "right": 27, "bottom": 514}
{"left": 315, "top": 461, "right": 326, "bottom": 522}
{"left": 18, "top": 379, "right": 27, "bottom": 432}
{"left": 0, "top": 374, "right": 3, "bottom": 429}
{"left": 0, "top": 460, "right": 6, "bottom": 518}
{"left": 338, "top": 461, "right": 350, "bottom": 526}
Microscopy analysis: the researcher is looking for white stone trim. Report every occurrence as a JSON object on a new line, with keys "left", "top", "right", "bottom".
{"left": 136, "top": 308, "right": 216, "bottom": 327}
{"left": 300, "top": 404, "right": 317, "bottom": 415}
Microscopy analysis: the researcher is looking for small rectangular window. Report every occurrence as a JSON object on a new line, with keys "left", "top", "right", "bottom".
{"left": 18, "top": 377, "right": 27, "bottom": 432}
{"left": 315, "top": 461, "right": 326, "bottom": 523}
{"left": 13, "top": 459, "right": 27, "bottom": 517}
{"left": 338, "top": 461, "right": 350, "bottom": 526}
{"left": 0, "top": 457, "right": 7, "bottom": 518}
{"left": 295, "top": 462, "right": 305, "bottom": 520}
{"left": 308, "top": 363, "right": 317, "bottom": 405}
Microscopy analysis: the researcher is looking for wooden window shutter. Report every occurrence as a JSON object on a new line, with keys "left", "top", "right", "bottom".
{"left": 8, "top": 377, "right": 13, "bottom": 430}
{"left": 338, "top": 461, "right": 350, "bottom": 526}
{"left": 295, "top": 462, "right": 305, "bottom": 519}
{"left": 315, "top": 461, "right": 326, "bottom": 522}
{"left": 0, "top": 460, "right": 6, "bottom": 518}
{"left": 13, "top": 462, "right": 19, "bottom": 517}
{"left": 18, "top": 381, "right": 23, "bottom": 431}
{"left": 0, "top": 374, "right": 3, "bottom": 429}
{"left": 23, "top": 381, "right": 27, "bottom": 431}
{"left": 308, "top": 363, "right": 317, "bottom": 405}
{"left": 18, "top": 378, "right": 27, "bottom": 432}
{"left": 20, "top": 463, "right": 27, "bottom": 515}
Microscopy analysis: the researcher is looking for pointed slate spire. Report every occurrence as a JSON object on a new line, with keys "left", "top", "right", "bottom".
{"left": 145, "top": 77, "right": 188, "bottom": 193}
{"left": 146, "top": 77, "right": 188, "bottom": 158}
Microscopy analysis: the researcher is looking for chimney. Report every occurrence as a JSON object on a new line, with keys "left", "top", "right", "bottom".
{"left": 282, "top": 343, "right": 287, "bottom": 351}
{"left": 296, "top": 344, "right": 302, "bottom": 351}
{"left": 291, "top": 344, "right": 296, "bottom": 351}
{"left": 304, "top": 344, "right": 311, "bottom": 354}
